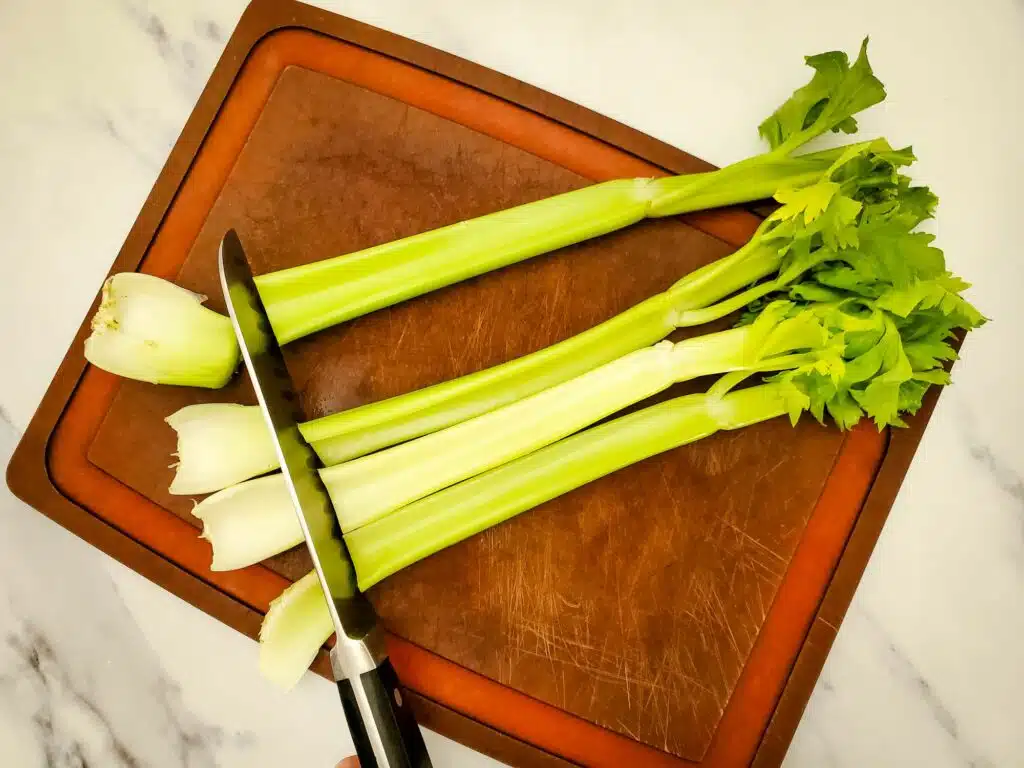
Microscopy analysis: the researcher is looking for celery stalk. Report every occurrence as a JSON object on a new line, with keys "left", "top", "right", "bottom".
{"left": 345, "top": 383, "right": 790, "bottom": 589}
{"left": 91, "top": 42, "right": 884, "bottom": 398}
{"left": 256, "top": 180, "right": 656, "bottom": 344}
{"left": 256, "top": 40, "right": 883, "bottom": 345}
{"left": 254, "top": 154, "right": 835, "bottom": 345}
{"left": 301, "top": 288, "right": 683, "bottom": 463}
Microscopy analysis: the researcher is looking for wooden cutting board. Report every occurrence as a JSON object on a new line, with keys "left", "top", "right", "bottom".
{"left": 6, "top": 2, "right": 943, "bottom": 765}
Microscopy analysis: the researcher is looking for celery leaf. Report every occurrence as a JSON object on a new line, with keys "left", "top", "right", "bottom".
{"left": 758, "top": 39, "right": 886, "bottom": 153}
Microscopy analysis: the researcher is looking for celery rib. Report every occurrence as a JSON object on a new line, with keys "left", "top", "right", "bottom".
{"left": 256, "top": 180, "right": 655, "bottom": 344}
{"left": 345, "top": 384, "right": 789, "bottom": 590}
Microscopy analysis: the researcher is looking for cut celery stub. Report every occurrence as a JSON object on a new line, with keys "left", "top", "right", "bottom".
{"left": 167, "top": 403, "right": 280, "bottom": 495}
{"left": 259, "top": 571, "right": 333, "bottom": 690}
{"left": 84, "top": 273, "right": 239, "bottom": 388}
{"left": 193, "top": 473, "right": 302, "bottom": 571}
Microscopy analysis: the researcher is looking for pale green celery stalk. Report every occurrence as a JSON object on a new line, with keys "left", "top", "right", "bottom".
{"left": 321, "top": 320, "right": 803, "bottom": 533}
{"left": 259, "top": 571, "right": 333, "bottom": 689}
{"left": 304, "top": 233, "right": 785, "bottom": 464}
{"left": 345, "top": 382, "right": 789, "bottom": 590}
{"left": 256, "top": 151, "right": 842, "bottom": 346}
{"left": 257, "top": 180, "right": 653, "bottom": 344}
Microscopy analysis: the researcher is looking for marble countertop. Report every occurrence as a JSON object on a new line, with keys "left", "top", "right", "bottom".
{"left": 2, "top": 1, "right": 1022, "bottom": 766}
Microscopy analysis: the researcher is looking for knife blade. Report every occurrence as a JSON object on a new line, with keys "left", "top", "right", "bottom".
{"left": 218, "top": 229, "right": 431, "bottom": 768}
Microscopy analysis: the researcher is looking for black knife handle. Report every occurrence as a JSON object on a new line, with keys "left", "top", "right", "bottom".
{"left": 337, "top": 657, "right": 432, "bottom": 768}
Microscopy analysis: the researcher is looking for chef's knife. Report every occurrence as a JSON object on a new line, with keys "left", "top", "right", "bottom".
{"left": 218, "top": 229, "right": 431, "bottom": 768}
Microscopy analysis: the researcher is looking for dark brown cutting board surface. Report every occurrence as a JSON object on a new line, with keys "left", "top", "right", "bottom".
{"left": 8, "top": 3, "right": 939, "bottom": 766}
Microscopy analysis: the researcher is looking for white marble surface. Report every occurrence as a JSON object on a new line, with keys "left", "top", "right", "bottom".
{"left": 1, "top": 1, "right": 1022, "bottom": 766}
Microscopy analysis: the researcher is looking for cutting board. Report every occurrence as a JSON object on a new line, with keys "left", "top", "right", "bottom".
{"left": 6, "top": 2, "right": 943, "bottom": 765}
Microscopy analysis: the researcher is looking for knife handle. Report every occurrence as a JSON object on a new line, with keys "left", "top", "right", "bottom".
{"left": 337, "top": 657, "right": 432, "bottom": 768}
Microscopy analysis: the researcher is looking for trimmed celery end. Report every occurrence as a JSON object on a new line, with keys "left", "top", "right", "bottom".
{"left": 346, "top": 383, "right": 790, "bottom": 590}
{"left": 167, "top": 403, "right": 280, "bottom": 494}
{"left": 84, "top": 273, "right": 239, "bottom": 388}
{"left": 259, "top": 571, "right": 333, "bottom": 689}
{"left": 193, "top": 473, "right": 302, "bottom": 571}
